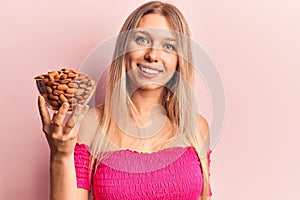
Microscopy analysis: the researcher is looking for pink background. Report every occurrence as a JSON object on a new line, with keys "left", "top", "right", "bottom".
{"left": 1, "top": 0, "right": 299, "bottom": 199}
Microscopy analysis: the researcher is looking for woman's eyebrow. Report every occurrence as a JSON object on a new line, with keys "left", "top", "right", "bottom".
{"left": 134, "top": 30, "right": 177, "bottom": 42}
{"left": 164, "top": 37, "right": 177, "bottom": 42}
{"left": 134, "top": 30, "right": 151, "bottom": 37}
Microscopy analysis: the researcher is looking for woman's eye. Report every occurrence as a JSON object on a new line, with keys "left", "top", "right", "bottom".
{"left": 164, "top": 44, "right": 176, "bottom": 51}
{"left": 136, "top": 37, "right": 149, "bottom": 45}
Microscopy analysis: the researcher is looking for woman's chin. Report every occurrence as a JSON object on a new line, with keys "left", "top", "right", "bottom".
{"left": 137, "top": 84, "right": 165, "bottom": 91}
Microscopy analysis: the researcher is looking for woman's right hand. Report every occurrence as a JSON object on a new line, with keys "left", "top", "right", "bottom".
{"left": 37, "top": 95, "right": 89, "bottom": 158}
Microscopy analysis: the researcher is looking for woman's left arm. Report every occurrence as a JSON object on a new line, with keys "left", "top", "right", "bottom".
{"left": 198, "top": 152, "right": 212, "bottom": 200}
{"left": 196, "top": 115, "right": 212, "bottom": 200}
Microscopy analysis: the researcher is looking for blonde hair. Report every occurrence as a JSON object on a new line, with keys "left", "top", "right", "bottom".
{"left": 87, "top": 1, "right": 211, "bottom": 198}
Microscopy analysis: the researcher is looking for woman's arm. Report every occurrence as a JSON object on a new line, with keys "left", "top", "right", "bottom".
{"left": 195, "top": 115, "right": 212, "bottom": 200}
{"left": 198, "top": 154, "right": 212, "bottom": 200}
{"left": 38, "top": 96, "right": 89, "bottom": 200}
{"left": 50, "top": 153, "right": 88, "bottom": 200}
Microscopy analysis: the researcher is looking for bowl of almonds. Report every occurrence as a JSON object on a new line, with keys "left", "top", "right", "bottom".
{"left": 35, "top": 68, "right": 96, "bottom": 112}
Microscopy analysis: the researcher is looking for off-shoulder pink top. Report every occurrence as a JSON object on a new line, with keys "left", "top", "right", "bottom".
{"left": 74, "top": 143, "right": 212, "bottom": 199}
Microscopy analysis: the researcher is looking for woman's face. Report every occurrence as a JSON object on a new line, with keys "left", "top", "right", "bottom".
{"left": 126, "top": 14, "right": 178, "bottom": 91}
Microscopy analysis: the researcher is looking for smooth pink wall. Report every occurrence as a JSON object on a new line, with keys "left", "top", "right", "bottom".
{"left": 1, "top": 0, "right": 299, "bottom": 199}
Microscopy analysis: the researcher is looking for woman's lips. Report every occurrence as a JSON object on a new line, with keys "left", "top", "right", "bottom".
{"left": 137, "top": 64, "right": 163, "bottom": 78}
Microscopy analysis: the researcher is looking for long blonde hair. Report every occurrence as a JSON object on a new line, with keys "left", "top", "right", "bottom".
{"left": 87, "top": 1, "right": 211, "bottom": 198}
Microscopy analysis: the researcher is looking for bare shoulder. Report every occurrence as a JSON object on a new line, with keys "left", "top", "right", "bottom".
{"left": 83, "top": 103, "right": 104, "bottom": 125}
{"left": 191, "top": 114, "right": 210, "bottom": 158}
{"left": 76, "top": 104, "right": 104, "bottom": 144}
{"left": 196, "top": 114, "right": 209, "bottom": 139}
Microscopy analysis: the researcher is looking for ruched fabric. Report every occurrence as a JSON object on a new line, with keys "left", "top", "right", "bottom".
{"left": 74, "top": 143, "right": 211, "bottom": 199}
{"left": 74, "top": 143, "right": 91, "bottom": 190}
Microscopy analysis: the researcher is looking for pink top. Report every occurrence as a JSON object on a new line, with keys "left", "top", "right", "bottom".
{"left": 74, "top": 143, "right": 212, "bottom": 199}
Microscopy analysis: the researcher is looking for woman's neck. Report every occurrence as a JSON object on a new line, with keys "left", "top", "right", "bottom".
{"left": 130, "top": 87, "right": 164, "bottom": 113}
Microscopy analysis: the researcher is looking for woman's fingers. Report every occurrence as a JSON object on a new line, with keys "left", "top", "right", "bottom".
{"left": 51, "top": 102, "right": 70, "bottom": 134}
{"left": 37, "top": 95, "right": 51, "bottom": 133}
{"left": 63, "top": 105, "right": 89, "bottom": 135}
{"left": 39, "top": 96, "right": 89, "bottom": 145}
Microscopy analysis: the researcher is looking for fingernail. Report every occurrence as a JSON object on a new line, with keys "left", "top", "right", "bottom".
{"left": 63, "top": 103, "right": 69, "bottom": 108}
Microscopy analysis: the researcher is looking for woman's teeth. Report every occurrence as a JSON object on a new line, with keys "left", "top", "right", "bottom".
{"left": 140, "top": 66, "right": 160, "bottom": 75}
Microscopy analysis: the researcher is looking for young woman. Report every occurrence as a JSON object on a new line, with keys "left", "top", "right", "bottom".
{"left": 38, "top": 1, "right": 212, "bottom": 199}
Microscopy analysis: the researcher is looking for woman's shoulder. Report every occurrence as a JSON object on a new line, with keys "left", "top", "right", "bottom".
{"left": 76, "top": 104, "right": 104, "bottom": 145}
{"left": 191, "top": 114, "right": 210, "bottom": 158}
{"left": 196, "top": 114, "right": 209, "bottom": 138}
{"left": 82, "top": 103, "right": 104, "bottom": 124}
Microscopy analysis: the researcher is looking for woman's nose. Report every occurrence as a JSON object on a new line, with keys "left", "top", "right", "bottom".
{"left": 144, "top": 48, "right": 160, "bottom": 63}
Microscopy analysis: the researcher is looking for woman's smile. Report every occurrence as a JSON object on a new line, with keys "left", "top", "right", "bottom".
{"left": 137, "top": 63, "right": 163, "bottom": 78}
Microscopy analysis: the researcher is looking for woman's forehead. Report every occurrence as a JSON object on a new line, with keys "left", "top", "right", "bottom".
{"left": 138, "top": 14, "right": 172, "bottom": 30}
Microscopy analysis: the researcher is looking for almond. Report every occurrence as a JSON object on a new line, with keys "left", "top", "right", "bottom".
{"left": 59, "top": 94, "right": 68, "bottom": 102}
{"left": 57, "top": 84, "right": 69, "bottom": 90}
